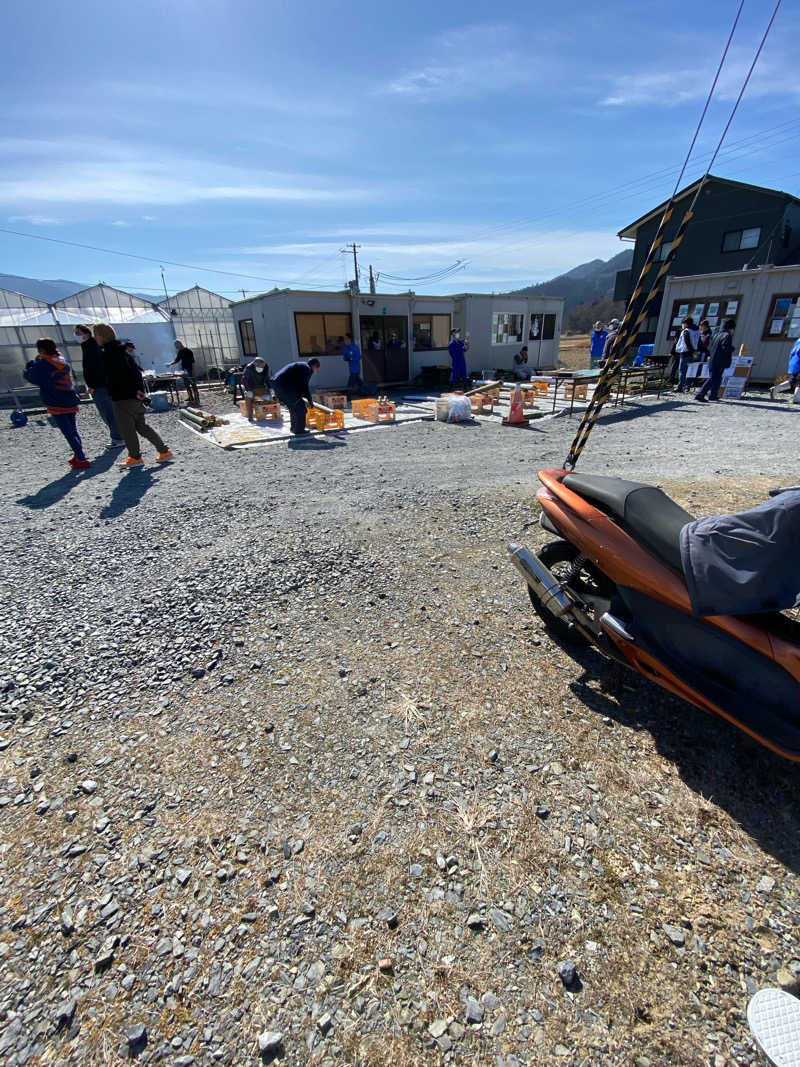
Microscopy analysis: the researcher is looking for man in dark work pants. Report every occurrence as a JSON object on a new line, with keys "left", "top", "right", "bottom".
{"left": 272, "top": 358, "right": 320, "bottom": 435}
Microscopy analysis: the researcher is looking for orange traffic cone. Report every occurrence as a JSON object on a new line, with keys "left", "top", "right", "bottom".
{"left": 502, "top": 384, "right": 528, "bottom": 426}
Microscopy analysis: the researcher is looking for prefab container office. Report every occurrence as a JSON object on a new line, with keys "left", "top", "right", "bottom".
{"left": 654, "top": 264, "right": 800, "bottom": 383}
{"left": 231, "top": 289, "right": 564, "bottom": 390}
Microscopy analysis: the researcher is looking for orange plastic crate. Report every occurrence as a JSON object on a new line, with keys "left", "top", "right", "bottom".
{"left": 470, "top": 394, "right": 494, "bottom": 413}
{"left": 563, "top": 384, "right": 587, "bottom": 400}
{"left": 529, "top": 380, "right": 550, "bottom": 396}
{"left": 306, "top": 407, "right": 345, "bottom": 430}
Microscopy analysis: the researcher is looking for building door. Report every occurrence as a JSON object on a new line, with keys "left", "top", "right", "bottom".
{"left": 359, "top": 316, "right": 409, "bottom": 383}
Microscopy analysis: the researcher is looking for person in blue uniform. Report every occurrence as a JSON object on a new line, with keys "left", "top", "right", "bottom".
{"left": 448, "top": 328, "right": 469, "bottom": 388}
{"left": 342, "top": 333, "right": 363, "bottom": 394}
{"left": 272, "top": 358, "right": 320, "bottom": 434}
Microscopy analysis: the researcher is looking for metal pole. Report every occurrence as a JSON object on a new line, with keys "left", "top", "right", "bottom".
{"left": 160, "top": 267, "right": 170, "bottom": 305}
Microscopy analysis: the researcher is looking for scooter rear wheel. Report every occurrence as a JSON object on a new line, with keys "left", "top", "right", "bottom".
{"left": 528, "top": 540, "right": 613, "bottom": 646}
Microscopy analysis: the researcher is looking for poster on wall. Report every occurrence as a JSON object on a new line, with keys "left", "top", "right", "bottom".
{"left": 769, "top": 319, "right": 784, "bottom": 335}
{"left": 678, "top": 304, "right": 689, "bottom": 318}
{"left": 726, "top": 300, "right": 739, "bottom": 315}
{"left": 707, "top": 302, "right": 719, "bottom": 317}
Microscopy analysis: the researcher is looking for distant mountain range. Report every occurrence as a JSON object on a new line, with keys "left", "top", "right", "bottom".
{"left": 510, "top": 249, "right": 633, "bottom": 312}
{"left": 0, "top": 273, "right": 94, "bottom": 303}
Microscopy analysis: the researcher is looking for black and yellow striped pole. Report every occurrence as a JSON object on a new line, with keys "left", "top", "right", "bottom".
{"left": 563, "top": 192, "right": 699, "bottom": 470}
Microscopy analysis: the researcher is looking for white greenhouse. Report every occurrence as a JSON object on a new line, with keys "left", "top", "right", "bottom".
{"left": 1, "top": 282, "right": 238, "bottom": 398}
{"left": 156, "top": 286, "right": 238, "bottom": 378}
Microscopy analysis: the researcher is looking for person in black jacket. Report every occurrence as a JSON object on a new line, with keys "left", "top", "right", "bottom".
{"left": 169, "top": 339, "right": 200, "bottom": 406}
{"left": 93, "top": 322, "right": 173, "bottom": 468}
{"left": 695, "top": 318, "right": 736, "bottom": 403}
{"left": 271, "top": 359, "right": 320, "bottom": 434}
{"left": 74, "top": 324, "right": 123, "bottom": 446}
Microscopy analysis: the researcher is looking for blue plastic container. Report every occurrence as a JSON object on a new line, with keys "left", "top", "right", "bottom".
{"left": 150, "top": 391, "right": 169, "bottom": 413}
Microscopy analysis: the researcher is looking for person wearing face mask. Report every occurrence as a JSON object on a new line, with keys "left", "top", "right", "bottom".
{"left": 241, "top": 356, "right": 271, "bottom": 420}
{"left": 448, "top": 328, "right": 469, "bottom": 389}
{"left": 74, "top": 323, "right": 123, "bottom": 447}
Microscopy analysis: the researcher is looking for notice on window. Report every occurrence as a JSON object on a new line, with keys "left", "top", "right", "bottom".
{"left": 769, "top": 318, "right": 785, "bottom": 335}
{"left": 678, "top": 304, "right": 689, "bottom": 318}
{"left": 707, "top": 302, "right": 719, "bottom": 317}
{"left": 707, "top": 316, "right": 718, "bottom": 327}
{"left": 672, "top": 317, "right": 682, "bottom": 326}
{"left": 726, "top": 300, "right": 739, "bottom": 315}
{"left": 692, "top": 304, "right": 705, "bottom": 319}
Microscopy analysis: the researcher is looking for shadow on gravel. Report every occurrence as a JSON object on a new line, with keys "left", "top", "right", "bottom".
{"left": 287, "top": 436, "right": 347, "bottom": 450}
{"left": 99, "top": 467, "right": 158, "bottom": 519}
{"left": 595, "top": 399, "right": 690, "bottom": 426}
{"left": 559, "top": 643, "right": 800, "bottom": 875}
{"left": 16, "top": 448, "right": 121, "bottom": 510}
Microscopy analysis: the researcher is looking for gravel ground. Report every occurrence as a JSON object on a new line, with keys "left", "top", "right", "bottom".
{"left": 2, "top": 389, "right": 799, "bottom": 1067}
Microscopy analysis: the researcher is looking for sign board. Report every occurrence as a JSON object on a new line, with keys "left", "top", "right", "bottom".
{"left": 721, "top": 355, "right": 753, "bottom": 399}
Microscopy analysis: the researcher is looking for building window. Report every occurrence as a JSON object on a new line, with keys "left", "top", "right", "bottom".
{"left": 528, "top": 314, "right": 557, "bottom": 341}
{"left": 667, "top": 296, "right": 741, "bottom": 339}
{"left": 413, "top": 313, "right": 451, "bottom": 350}
{"left": 654, "top": 240, "right": 674, "bottom": 262}
{"left": 492, "top": 312, "right": 524, "bottom": 345}
{"left": 721, "top": 227, "right": 761, "bottom": 252}
{"left": 294, "top": 312, "right": 352, "bottom": 356}
{"left": 238, "top": 318, "right": 257, "bottom": 358}
{"left": 762, "top": 293, "right": 800, "bottom": 340}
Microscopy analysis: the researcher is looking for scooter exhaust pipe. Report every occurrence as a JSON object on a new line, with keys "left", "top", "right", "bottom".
{"left": 507, "top": 543, "right": 573, "bottom": 618}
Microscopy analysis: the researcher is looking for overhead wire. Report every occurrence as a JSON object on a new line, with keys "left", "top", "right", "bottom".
{"left": 564, "top": 0, "right": 783, "bottom": 470}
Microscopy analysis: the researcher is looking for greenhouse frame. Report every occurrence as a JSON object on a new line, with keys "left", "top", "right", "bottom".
{"left": 0, "top": 283, "right": 237, "bottom": 397}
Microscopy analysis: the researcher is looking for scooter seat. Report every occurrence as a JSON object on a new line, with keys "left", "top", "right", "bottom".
{"left": 563, "top": 473, "right": 693, "bottom": 573}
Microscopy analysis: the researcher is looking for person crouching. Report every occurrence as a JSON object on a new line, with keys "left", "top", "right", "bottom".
{"left": 93, "top": 322, "right": 173, "bottom": 468}
{"left": 242, "top": 356, "right": 270, "bottom": 420}
{"left": 23, "top": 338, "right": 91, "bottom": 469}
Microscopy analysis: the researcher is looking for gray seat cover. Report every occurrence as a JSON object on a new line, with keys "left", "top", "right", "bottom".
{"left": 680, "top": 491, "right": 800, "bottom": 617}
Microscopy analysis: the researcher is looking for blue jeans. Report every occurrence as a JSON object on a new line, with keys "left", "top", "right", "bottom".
{"left": 93, "top": 386, "right": 121, "bottom": 440}
{"left": 678, "top": 357, "right": 692, "bottom": 391}
{"left": 51, "top": 412, "right": 86, "bottom": 460}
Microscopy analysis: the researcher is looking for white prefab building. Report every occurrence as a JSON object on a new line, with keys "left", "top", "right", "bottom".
{"left": 157, "top": 286, "right": 238, "bottom": 377}
{"left": 654, "top": 265, "right": 800, "bottom": 382}
{"left": 230, "top": 288, "right": 564, "bottom": 390}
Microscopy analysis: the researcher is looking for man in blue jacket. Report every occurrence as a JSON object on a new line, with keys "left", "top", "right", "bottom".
{"left": 695, "top": 318, "right": 735, "bottom": 402}
{"left": 769, "top": 336, "right": 800, "bottom": 400}
{"left": 448, "top": 328, "right": 469, "bottom": 388}
{"left": 342, "top": 333, "right": 363, "bottom": 394}
{"left": 272, "top": 358, "right": 320, "bottom": 434}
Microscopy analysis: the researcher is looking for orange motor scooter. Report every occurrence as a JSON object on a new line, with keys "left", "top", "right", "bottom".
{"left": 509, "top": 469, "right": 800, "bottom": 762}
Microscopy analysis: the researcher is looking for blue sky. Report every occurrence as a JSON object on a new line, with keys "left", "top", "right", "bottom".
{"left": 1, "top": 0, "right": 798, "bottom": 298}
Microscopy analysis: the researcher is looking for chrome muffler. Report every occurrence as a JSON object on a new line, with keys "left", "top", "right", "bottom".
{"left": 507, "top": 543, "right": 573, "bottom": 618}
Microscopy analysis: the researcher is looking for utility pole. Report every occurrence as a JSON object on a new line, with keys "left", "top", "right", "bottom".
{"left": 369, "top": 265, "right": 376, "bottom": 294}
{"left": 241, "top": 289, "right": 247, "bottom": 300}
{"left": 160, "top": 266, "right": 170, "bottom": 304}
{"left": 340, "top": 243, "right": 361, "bottom": 292}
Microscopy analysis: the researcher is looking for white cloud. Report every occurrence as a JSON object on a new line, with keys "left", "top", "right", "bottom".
{"left": 380, "top": 23, "right": 541, "bottom": 101}
{"left": 227, "top": 224, "right": 623, "bottom": 291}
{"left": 8, "top": 214, "right": 65, "bottom": 226}
{"left": 599, "top": 38, "right": 798, "bottom": 108}
{"left": 112, "top": 219, "right": 132, "bottom": 227}
{"left": 0, "top": 138, "right": 370, "bottom": 208}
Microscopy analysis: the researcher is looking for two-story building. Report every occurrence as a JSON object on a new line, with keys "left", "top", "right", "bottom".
{"left": 614, "top": 175, "right": 800, "bottom": 342}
